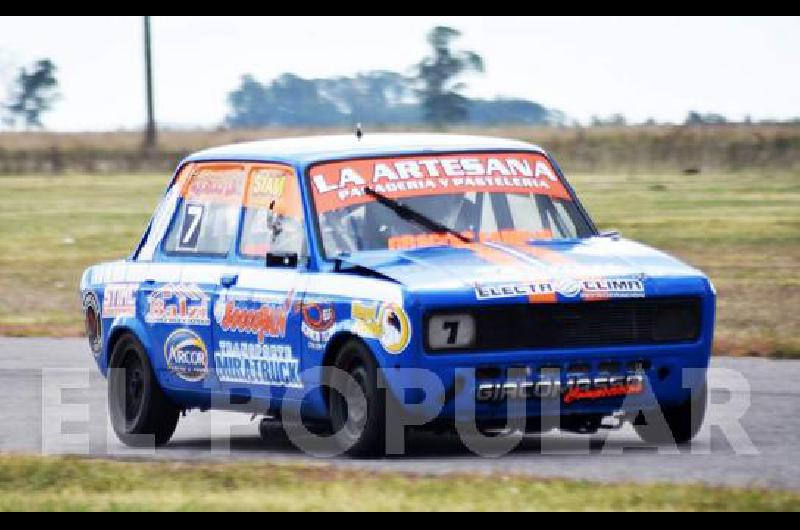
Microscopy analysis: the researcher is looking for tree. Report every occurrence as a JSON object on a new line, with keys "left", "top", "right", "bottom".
{"left": 5, "top": 59, "right": 59, "bottom": 129}
{"left": 416, "top": 26, "right": 484, "bottom": 128}
{"left": 685, "top": 111, "right": 728, "bottom": 126}
{"left": 591, "top": 114, "right": 627, "bottom": 127}
{"left": 227, "top": 73, "right": 345, "bottom": 128}
{"left": 317, "top": 71, "right": 419, "bottom": 125}
{"left": 467, "top": 98, "right": 549, "bottom": 126}
{"left": 223, "top": 27, "right": 563, "bottom": 129}
{"left": 225, "top": 72, "right": 421, "bottom": 128}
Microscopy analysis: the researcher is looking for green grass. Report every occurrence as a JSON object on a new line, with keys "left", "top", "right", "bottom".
{"left": 0, "top": 170, "right": 798, "bottom": 358}
{"left": 0, "top": 174, "right": 165, "bottom": 336}
{"left": 0, "top": 456, "right": 796, "bottom": 512}
{"left": 568, "top": 171, "right": 800, "bottom": 358}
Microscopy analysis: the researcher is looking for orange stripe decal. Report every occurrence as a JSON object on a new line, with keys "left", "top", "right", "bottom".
{"left": 528, "top": 292, "right": 558, "bottom": 304}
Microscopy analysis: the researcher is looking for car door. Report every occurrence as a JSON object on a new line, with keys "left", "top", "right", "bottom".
{"left": 211, "top": 164, "right": 309, "bottom": 404}
{"left": 146, "top": 163, "right": 248, "bottom": 393}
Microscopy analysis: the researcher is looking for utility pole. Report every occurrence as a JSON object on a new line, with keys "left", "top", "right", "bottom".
{"left": 143, "top": 16, "right": 157, "bottom": 150}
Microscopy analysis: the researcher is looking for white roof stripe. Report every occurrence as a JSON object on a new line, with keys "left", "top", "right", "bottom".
{"left": 188, "top": 134, "right": 546, "bottom": 164}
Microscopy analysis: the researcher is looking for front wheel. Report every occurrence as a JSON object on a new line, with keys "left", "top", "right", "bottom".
{"left": 108, "top": 334, "right": 180, "bottom": 447}
{"left": 634, "top": 382, "right": 707, "bottom": 445}
{"left": 328, "top": 339, "right": 386, "bottom": 457}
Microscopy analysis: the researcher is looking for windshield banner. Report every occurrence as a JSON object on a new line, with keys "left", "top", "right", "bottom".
{"left": 310, "top": 153, "right": 571, "bottom": 214}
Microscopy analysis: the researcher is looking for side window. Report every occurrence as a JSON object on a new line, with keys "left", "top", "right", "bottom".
{"left": 163, "top": 164, "right": 246, "bottom": 257}
{"left": 138, "top": 164, "right": 195, "bottom": 261}
{"left": 240, "top": 165, "right": 307, "bottom": 260}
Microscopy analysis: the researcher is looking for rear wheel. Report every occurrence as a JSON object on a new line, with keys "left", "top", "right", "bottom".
{"left": 108, "top": 334, "right": 180, "bottom": 447}
{"left": 634, "top": 383, "right": 707, "bottom": 445}
{"left": 328, "top": 340, "right": 385, "bottom": 457}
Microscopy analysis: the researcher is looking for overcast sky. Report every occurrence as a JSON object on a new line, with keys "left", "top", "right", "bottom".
{"left": 0, "top": 16, "right": 798, "bottom": 131}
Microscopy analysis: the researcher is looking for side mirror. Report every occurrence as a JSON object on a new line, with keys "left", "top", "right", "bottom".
{"left": 266, "top": 252, "right": 299, "bottom": 268}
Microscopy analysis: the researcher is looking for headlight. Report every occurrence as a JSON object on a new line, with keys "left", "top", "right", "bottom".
{"left": 427, "top": 313, "right": 476, "bottom": 351}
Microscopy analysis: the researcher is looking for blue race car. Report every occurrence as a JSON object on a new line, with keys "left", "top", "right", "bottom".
{"left": 81, "top": 134, "right": 715, "bottom": 455}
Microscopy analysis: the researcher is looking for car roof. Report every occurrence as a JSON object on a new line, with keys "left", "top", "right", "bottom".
{"left": 184, "top": 133, "right": 547, "bottom": 166}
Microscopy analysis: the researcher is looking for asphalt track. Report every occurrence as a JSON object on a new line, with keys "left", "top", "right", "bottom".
{"left": 1, "top": 337, "right": 798, "bottom": 491}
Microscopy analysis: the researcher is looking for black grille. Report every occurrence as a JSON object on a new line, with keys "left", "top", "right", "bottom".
{"left": 427, "top": 297, "right": 702, "bottom": 353}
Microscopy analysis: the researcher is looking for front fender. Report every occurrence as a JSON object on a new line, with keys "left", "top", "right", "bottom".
{"left": 299, "top": 295, "right": 417, "bottom": 418}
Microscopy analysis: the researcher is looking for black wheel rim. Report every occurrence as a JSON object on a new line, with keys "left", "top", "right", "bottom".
{"left": 123, "top": 352, "right": 145, "bottom": 424}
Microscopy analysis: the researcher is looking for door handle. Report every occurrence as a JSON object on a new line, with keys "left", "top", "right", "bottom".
{"left": 220, "top": 274, "right": 239, "bottom": 288}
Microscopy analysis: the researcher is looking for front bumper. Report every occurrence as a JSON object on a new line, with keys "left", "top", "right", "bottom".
{"left": 380, "top": 336, "right": 712, "bottom": 423}
{"left": 384, "top": 282, "right": 715, "bottom": 423}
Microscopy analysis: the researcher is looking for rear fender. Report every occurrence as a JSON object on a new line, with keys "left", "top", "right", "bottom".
{"left": 102, "top": 318, "right": 157, "bottom": 378}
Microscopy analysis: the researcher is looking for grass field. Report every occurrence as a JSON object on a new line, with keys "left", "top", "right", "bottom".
{"left": 0, "top": 455, "right": 796, "bottom": 512}
{"left": 0, "top": 170, "right": 798, "bottom": 357}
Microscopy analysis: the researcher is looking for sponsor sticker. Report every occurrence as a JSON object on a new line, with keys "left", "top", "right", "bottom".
{"left": 475, "top": 276, "right": 645, "bottom": 301}
{"left": 301, "top": 301, "right": 337, "bottom": 350}
{"left": 475, "top": 281, "right": 555, "bottom": 300}
{"left": 388, "top": 229, "right": 555, "bottom": 251}
{"left": 310, "top": 153, "right": 571, "bottom": 214}
{"left": 146, "top": 284, "right": 211, "bottom": 326}
{"left": 182, "top": 165, "right": 246, "bottom": 205}
{"left": 164, "top": 328, "right": 209, "bottom": 382}
{"left": 215, "top": 340, "right": 302, "bottom": 388}
{"left": 476, "top": 373, "right": 645, "bottom": 404}
{"left": 102, "top": 284, "right": 138, "bottom": 319}
{"left": 352, "top": 301, "right": 411, "bottom": 355}
{"left": 246, "top": 167, "right": 287, "bottom": 207}
{"left": 562, "top": 378, "right": 645, "bottom": 405}
{"left": 82, "top": 290, "right": 102, "bottom": 357}
{"left": 244, "top": 164, "right": 304, "bottom": 219}
{"left": 580, "top": 278, "right": 645, "bottom": 300}
{"left": 555, "top": 278, "right": 583, "bottom": 298}
{"left": 214, "top": 291, "right": 295, "bottom": 343}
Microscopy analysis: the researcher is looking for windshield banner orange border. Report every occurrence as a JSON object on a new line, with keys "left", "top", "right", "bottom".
{"left": 310, "top": 153, "right": 571, "bottom": 214}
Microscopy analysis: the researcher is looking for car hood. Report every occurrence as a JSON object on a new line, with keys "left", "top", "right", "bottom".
{"left": 337, "top": 238, "right": 709, "bottom": 300}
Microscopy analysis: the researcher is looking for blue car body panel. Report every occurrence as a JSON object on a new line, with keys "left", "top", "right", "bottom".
{"left": 80, "top": 134, "right": 715, "bottom": 422}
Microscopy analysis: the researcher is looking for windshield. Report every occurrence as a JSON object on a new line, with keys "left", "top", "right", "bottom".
{"left": 308, "top": 152, "right": 594, "bottom": 258}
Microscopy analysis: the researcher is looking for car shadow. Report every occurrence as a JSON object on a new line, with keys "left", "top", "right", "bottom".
{"left": 159, "top": 423, "right": 708, "bottom": 460}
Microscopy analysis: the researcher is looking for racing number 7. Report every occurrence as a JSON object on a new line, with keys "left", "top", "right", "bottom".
{"left": 178, "top": 203, "right": 205, "bottom": 250}
{"left": 443, "top": 321, "right": 460, "bottom": 345}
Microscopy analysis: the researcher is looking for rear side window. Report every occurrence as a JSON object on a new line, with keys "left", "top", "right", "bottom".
{"left": 163, "top": 164, "right": 247, "bottom": 257}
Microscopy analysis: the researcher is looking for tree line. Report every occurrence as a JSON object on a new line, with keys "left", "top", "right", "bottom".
{"left": 2, "top": 25, "right": 799, "bottom": 131}
{"left": 226, "top": 26, "right": 564, "bottom": 129}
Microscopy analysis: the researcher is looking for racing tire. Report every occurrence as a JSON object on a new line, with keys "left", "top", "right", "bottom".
{"left": 634, "top": 382, "right": 708, "bottom": 445}
{"left": 259, "top": 418, "right": 288, "bottom": 443}
{"left": 108, "top": 334, "right": 180, "bottom": 448}
{"left": 328, "top": 339, "right": 386, "bottom": 457}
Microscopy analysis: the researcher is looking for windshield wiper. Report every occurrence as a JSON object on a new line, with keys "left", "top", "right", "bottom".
{"left": 364, "top": 187, "right": 473, "bottom": 244}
